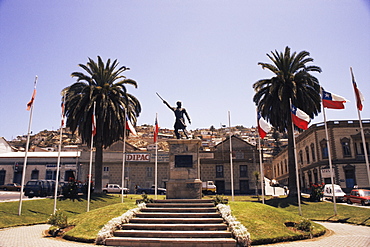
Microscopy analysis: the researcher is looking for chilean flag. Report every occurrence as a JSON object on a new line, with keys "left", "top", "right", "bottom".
{"left": 91, "top": 112, "right": 96, "bottom": 136}
{"left": 291, "top": 104, "right": 310, "bottom": 130}
{"left": 257, "top": 112, "right": 271, "bottom": 139}
{"left": 351, "top": 68, "right": 364, "bottom": 111}
{"left": 322, "top": 90, "right": 348, "bottom": 109}
{"left": 126, "top": 116, "right": 137, "bottom": 136}
{"left": 153, "top": 115, "right": 159, "bottom": 143}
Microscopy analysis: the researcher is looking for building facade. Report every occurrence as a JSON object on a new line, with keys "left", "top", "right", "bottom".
{"left": 272, "top": 120, "right": 370, "bottom": 192}
{"left": 0, "top": 136, "right": 260, "bottom": 195}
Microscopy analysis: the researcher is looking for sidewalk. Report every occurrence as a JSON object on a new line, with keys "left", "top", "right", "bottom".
{"left": 259, "top": 221, "right": 370, "bottom": 247}
{"left": 0, "top": 224, "right": 93, "bottom": 247}
{"left": 0, "top": 222, "right": 369, "bottom": 247}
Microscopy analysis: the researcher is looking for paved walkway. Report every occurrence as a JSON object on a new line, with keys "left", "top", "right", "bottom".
{"left": 259, "top": 221, "right": 370, "bottom": 247}
{"left": 0, "top": 222, "right": 369, "bottom": 247}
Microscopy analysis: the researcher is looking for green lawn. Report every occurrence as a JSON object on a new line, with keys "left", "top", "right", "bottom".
{"left": 0, "top": 194, "right": 368, "bottom": 245}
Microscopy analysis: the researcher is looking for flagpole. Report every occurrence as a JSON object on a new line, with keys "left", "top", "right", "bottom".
{"left": 53, "top": 95, "right": 65, "bottom": 214}
{"left": 228, "top": 111, "right": 234, "bottom": 201}
{"left": 18, "top": 76, "right": 37, "bottom": 216}
{"left": 351, "top": 68, "right": 370, "bottom": 186}
{"left": 322, "top": 104, "right": 337, "bottom": 215}
{"left": 121, "top": 112, "right": 127, "bottom": 203}
{"left": 290, "top": 99, "right": 302, "bottom": 216}
{"left": 154, "top": 113, "right": 158, "bottom": 200}
{"left": 87, "top": 102, "right": 96, "bottom": 212}
{"left": 258, "top": 137, "right": 265, "bottom": 204}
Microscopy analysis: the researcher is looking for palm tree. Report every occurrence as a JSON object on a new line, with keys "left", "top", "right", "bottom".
{"left": 63, "top": 56, "right": 141, "bottom": 192}
{"left": 253, "top": 46, "right": 321, "bottom": 196}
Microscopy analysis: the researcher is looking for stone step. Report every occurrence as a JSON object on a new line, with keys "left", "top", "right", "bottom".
{"left": 146, "top": 203, "right": 215, "bottom": 208}
{"left": 153, "top": 199, "right": 214, "bottom": 203}
{"left": 120, "top": 223, "right": 228, "bottom": 231}
{"left": 114, "top": 230, "right": 232, "bottom": 238}
{"left": 141, "top": 207, "right": 217, "bottom": 213}
{"left": 129, "top": 217, "right": 224, "bottom": 224}
{"left": 105, "top": 237, "right": 237, "bottom": 247}
{"left": 136, "top": 212, "right": 221, "bottom": 218}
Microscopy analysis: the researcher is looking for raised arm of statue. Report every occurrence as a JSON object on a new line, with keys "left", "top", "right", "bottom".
{"left": 163, "top": 100, "right": 173, "bottom": 111}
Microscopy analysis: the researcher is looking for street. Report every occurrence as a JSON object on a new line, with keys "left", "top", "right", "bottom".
{"left": 0, "top": 191, "right": 45, "bottom": 202}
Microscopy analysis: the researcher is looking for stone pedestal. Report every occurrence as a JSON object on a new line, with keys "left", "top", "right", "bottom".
{"left": 166, "top": 139, "right": 202, "bottom": 199}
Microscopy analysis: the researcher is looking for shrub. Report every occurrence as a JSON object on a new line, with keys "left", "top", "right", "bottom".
{"left": 296, "top": 219, "right": 312, "bottom": 232}
{"left": 47, "top": 209, "right": 68, "bottom": 229}
{"left": 213, "top": 194, "right": 228, "bottom": 205}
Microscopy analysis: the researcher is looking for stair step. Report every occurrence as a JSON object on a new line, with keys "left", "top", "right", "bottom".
{"left": 121, "top": 223, "right": 228, "bottom": 231}
{"left": 147, "top": 203, "right": 215, "bottom": 208}
{"left": 153, "top": 199, "right": 214, "bottom": 203}
{"left": 136, "top": 212, "right": 221, "bottom": 218}
{"left": 105, "top": 237, "right": 237, "bottom": 247}
{"left": 141, "top": 207, "right": 217, "bottom": 213}
{"left": 114, "top": 230, "right": 232, "bottom": 238}
{"left": 130, "top": 217, "right": 224, "bottom": 224}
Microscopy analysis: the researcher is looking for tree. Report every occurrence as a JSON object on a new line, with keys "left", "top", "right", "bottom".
{"left": 63, "top": 56, "right": 141, "bottom": 192}
{"left": 253, "top": 46, "right": 321, "bottom": 196}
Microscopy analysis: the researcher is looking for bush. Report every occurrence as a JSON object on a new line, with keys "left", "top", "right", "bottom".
{"left": 296, "top": 219, "right": 312, "bottom": 232}
{"left": 213, "top": 194, "right": 228, "bottom": 205}
{"left": 309, "top": 183, "right": 324, "bottom": 202}
{"left": 47, "top": 209, "right": 68, "bottom": 229}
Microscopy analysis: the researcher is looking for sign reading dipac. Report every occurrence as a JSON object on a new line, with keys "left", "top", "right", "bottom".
{"left": 126, "top": 153, "right": 150, "bottom": 162}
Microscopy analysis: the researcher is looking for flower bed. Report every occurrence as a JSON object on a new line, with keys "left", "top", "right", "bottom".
{"left": 217, "top": 203, "right": 251, "bottom": 246}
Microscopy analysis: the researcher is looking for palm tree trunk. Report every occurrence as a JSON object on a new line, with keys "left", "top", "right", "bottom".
{"left": 287, "top": 114, "right": 298, "bottom": 197}
{"left": 94, "top": 142, "right": 103, "bottom": 193}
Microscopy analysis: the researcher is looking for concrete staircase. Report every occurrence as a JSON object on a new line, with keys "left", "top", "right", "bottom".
{"left": 105, "top": 199, "right": 237, "bottom": 247}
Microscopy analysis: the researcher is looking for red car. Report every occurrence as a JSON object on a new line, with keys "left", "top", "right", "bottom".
{"left": 345, "top": 189, "right": 370, "bottom": 206}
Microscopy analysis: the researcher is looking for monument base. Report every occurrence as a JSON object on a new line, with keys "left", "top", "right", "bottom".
{"left": 166, "top": 179, "right": 202, "bottom": 199}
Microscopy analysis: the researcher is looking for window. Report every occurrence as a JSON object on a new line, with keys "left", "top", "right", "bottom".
{"left": 299, "top": 150, "right": 303, "bottom": 164}
{"left": 305, "top": 146, "right": 310, "bottom": 164}
{"left": 216, "top": 165, "right": 224, "bottom": 178}
{"left": 31, "top": 170, "right": 39, "bottom": 180}
{"left": 320, "top": 140, "right": 328, "bottom": 159}
{"left": 103, "top": 167, "right": 110, "bottom": 172}
{"left": 146, "top": 167, "right": 153, "bottom": 177}
{"left": 284, "top": 159, "right": 288, "bottom": 173}
{"left": 240, "top": 165, "right": 248, "bottom": 177}
{"left": 45, "top": 170, "right": 53, "bottom": 180}
{"left": 311, "top": 143, "right": 316, "bottom": 162}
{"left": 341, "top": 138, "right": 351, "bottom": 157}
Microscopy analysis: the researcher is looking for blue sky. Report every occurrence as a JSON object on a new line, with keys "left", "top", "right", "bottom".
{"left": 0, "top": 0, "right": 369, "bottom": 141}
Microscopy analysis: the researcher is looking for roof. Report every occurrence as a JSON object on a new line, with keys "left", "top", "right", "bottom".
{"left": 0, "top": 151, "right": 80, "bottom": 158}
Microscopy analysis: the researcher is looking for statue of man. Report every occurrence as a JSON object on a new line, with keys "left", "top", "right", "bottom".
{"left": 163, "top": 100, "right": 191, "bottom": 139}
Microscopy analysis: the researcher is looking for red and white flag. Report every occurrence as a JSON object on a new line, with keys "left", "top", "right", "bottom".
{"left": 26, "top": 76, "right": 37, "bottom": 111}
{"left": 154, "top": 115, "right": 159, "bottom": 143}
{"left": 351, "top": 67, "right": 364, "bottom": 111}
{"left": 291, "top": 104, "right": 310, "bottom": 130}
{"left": 257, "top": 112, "right": 271, "bottom": 139}
{"left": 61, "top": 102, "right": 65, "bottom": 127}
{"left": 91, "top": 112, "right": 96, "bottom": 137}
{"left": 322, "top": 90, "right": 348, "bottom": 109}
{"left": 126, "top": 116, "right": 137, "bottom": 136}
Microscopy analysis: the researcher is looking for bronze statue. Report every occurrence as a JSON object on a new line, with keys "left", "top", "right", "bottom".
{"left": 157, "top": 93, "right": 191, "bottom": 139}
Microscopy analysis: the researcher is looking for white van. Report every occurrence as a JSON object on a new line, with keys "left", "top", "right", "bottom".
{"left": 323, "top": 184, "right": 346, "bottom": 202}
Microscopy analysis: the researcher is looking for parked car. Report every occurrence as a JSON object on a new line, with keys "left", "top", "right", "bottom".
{"left": 344, "top": 189, "right": 370, "bottom": 206}
{"left": 323, "top": 184, "right": 346, "bottom": 202}
{"left": 136, "top": 185, "right": 166, "bottom": 195}
{"left": 24, "top": 180, "right": 55, "bottom": 198}
{"left": 0, "top": 183, "right": 21, "bottom": 191}
{"left": 102, "top": 184, "right": 129, "bottom": 194}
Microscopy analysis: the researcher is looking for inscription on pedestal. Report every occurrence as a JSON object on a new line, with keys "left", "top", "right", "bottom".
{"left": 166, "top": 139, "right": 202, "bottom": 199}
